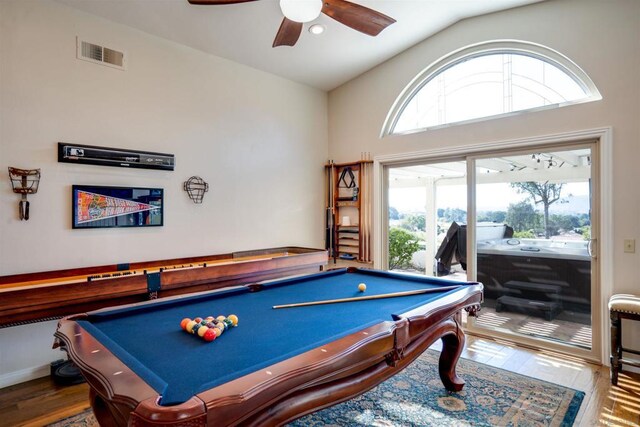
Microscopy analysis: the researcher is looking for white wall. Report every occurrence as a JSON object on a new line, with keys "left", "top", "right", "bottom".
{"left": 328, "top": 0, "right": 640, "bottom": 358}
{"left": 0, "top": 0, "right": 327, "bottom": 386}
{"left": 0, "top": 0, "right": 327, "bottom": 273}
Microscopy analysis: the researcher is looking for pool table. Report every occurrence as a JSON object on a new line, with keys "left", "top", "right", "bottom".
{"left": 54, "top": 267, "right": 483, "bottom": 427}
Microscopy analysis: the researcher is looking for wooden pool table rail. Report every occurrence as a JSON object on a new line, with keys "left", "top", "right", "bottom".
{"left": 53, "top": 278, "right": 483, "bottom": 427}
{"left": 0, "top": 247, "right": 327, "bottom": 327}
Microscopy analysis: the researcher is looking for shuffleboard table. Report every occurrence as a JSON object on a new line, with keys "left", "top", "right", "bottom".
{"left": 0, "top": 247, "right": 326, "bottom": 327}
{"left": 54, "top": 267, "right": 483, "bottom": 426}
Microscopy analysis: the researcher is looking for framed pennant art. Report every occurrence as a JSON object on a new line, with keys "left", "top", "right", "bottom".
{"left": 72, "top": 185, "right": 164, "bottom": 229}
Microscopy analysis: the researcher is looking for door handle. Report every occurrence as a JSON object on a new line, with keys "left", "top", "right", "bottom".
{"left": 588, "top": 238, "right": 597, "bottom": 259}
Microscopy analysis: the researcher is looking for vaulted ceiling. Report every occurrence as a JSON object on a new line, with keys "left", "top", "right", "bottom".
{"left": 55, "top": 0, "right": 542, "bottom": 91}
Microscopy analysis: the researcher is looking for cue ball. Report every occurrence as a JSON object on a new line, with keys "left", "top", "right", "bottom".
{"left": 358, "top": 283, "right": 367, "bottom": 292}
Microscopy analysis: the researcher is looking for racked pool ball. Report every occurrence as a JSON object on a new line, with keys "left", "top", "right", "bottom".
{"left": 227, "top": 314, "right": 238, "bottom": 326}
{"left": 203, "top": 328, "right": 217, "bottom": 342}
{"left": 197, "top": 326, "right": 209, "bottom": 338}
{"left": 180, "top": 318, "right": 191, "bottom": 331}
{"left": 185, "top": 320, "right": 197, "bottom": 334}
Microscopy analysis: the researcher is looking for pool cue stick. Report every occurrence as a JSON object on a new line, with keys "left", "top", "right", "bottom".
{"left": 364, "top": 160, "right": 372, "bottom": 262}
{"left": 272, "top": 285, "right": 461, "bottom": 309}
{"left": 325, "top": 162, "right": 333, "bottom": 257}
{"left": 359, "top": 161, "right": 365, "bottom": 261}
{"left": 329, "top": 160, "right": 336, "bottom": 263}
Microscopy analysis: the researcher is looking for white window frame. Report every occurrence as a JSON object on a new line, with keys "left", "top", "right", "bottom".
{"left": 381, "top": 40, "right": 602, "bottom": 137}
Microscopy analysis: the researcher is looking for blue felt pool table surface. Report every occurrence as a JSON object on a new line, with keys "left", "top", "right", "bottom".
{"left": 78, "top": 268, "right": 466, "bottom": 405}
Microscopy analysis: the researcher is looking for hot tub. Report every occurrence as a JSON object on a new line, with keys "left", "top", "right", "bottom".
{"left": 477, "top": 238, "right": 591, "bottom": 314}
{"left": 478, "top": 238, "right": 589, "bottom": 260}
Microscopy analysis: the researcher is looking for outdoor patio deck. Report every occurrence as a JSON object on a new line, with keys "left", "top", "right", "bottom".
{"left": 474, "top": 299, "right": 592, "bottom": 349}
{"left": 394, "top": 266, "right": 593, "bottom": 350}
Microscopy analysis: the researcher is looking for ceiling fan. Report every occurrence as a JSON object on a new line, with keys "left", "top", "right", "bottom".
{"left": 187, "top": 0, "right": 396, "bottom": 48}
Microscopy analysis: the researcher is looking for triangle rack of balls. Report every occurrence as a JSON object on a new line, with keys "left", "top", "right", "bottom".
{"left": 181, "top": 314, "right": 238, "bottom": 342}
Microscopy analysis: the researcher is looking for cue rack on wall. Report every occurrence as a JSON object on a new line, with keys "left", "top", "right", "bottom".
{"left": 325, "top": 158, "right": 373, "bottom": 264}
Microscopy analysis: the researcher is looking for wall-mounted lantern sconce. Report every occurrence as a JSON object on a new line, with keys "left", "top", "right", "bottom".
{"left": 8, "top": 167, "right": 41, "bottom": 220}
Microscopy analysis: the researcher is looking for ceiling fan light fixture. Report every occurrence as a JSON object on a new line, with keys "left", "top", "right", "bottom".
{"left": 279, "top": 0, "right": 323, "bottom": 23}
{"left": 309, "top": 24, "right": 325, "bottom": 35}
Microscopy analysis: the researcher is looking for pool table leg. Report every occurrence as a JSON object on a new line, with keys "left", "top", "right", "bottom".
{"left": 89, "top": 388, "right": 127, "bottom": 427}
{"left": 438, "top": 317, "right": 466, "bottom": 392}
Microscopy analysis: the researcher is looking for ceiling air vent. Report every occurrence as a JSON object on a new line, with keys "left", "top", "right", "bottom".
{"left": 76, "top": 37, "right": 126, "bottom": 70}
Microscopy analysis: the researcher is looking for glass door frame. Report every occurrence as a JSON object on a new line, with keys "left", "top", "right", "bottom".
{"left": 385, "top": 155, "right": 468, "bottom": 277}
{"left": 373, "top": 127, "right": 613, "bottom": 364}
{"left": 465, "top": 141, "right": 601, "bottom": 362}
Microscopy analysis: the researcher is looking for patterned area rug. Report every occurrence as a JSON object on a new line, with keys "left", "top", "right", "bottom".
{"left": 47, "top": 411, "right": 98, "bottom": 427}
{"left": 48, "top": 350, "right": 584, "bottom": 427}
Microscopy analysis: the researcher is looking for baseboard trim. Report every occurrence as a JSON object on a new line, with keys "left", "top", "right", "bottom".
{"left": 0, "top": 364, "right": 50, "bottom": 389}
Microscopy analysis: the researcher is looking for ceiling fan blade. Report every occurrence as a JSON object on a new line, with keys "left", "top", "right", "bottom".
{"left": 273, "top": 17, "right": 303, "bottom": 47}
{"left": 187, "top": 0, "right": 258, "bottom": 5}
{"left": 321, "top": 0, "right": 395, "bottom": 36}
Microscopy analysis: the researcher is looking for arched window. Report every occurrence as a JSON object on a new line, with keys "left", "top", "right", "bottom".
{"left": 382, "top": 41, "right": 601, "bottom": 136}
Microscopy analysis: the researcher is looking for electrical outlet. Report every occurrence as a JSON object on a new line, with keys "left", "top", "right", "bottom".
{"left": 624, "top": 239, "right": 635, "bottom": 253}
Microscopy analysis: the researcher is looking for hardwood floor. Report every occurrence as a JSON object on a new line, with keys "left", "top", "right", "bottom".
{"left": 0, "top": 335, "right": 638, "bottom": 426}
{"left": 0, "top": 376, "right": 89, "bottom": 427}
{"left": 459, "top": 336, "right": 640, "bottom": 426}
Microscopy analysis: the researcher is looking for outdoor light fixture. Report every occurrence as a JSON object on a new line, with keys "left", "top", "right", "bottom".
{"left": 279, "top": 0, "right": 322, "bottom": 23}
{"left": 532, "top": 153, "right": 561, "bottom": 169}
{"left": 309, "top": 24, "right": 325, "bottom": 35}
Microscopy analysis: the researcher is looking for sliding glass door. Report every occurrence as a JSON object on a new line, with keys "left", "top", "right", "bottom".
{"left": 384, "top": 141, "right": 599, "bottom": 358}
{"left": 469, "top": 144, "right": 597, "bottom": 354}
